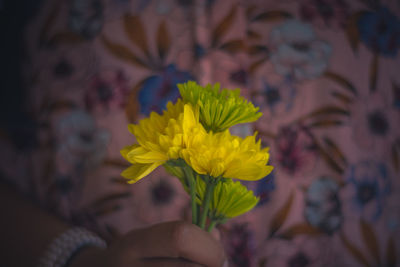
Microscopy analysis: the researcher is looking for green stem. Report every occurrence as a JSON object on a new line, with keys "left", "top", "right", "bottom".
{"left": 183, "top": 165, "right": 197, "bottom": 225}
{"left": 207, "top": 220, "right": 218, "bottom": 233}
{"left": 199, "top": 178, "right": 215, "bottom": 229}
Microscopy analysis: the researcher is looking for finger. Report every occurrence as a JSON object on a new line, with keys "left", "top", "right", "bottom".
{"left": 140, "top": 257, "right": 203, "bottom": 267}
{"left": 126, "top": 221, "right": 226, "bottom": 267}
{"left": 210, "top": 228, "right": 221, "bottom": 241}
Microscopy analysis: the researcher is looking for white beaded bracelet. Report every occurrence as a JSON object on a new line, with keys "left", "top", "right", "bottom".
{"left": 37, "top": 227, "right": 107, "bottom": 267}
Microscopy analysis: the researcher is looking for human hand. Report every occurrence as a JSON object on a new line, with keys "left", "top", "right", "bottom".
{"left": 69, "top": 221, "right": 228, "bottom": 267}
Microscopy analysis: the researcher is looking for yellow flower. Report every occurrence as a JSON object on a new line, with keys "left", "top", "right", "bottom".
{"left": 181, "top": 130, "right": 273, "bottom": 181}
{"left": 178, "top": 81, "right": 262, "bottom": 132}
{"left": 196, "top": 178, "right": 259, "bottom": 219}
{"left": 121, "top": 99, "right": 205, "bottom": 183}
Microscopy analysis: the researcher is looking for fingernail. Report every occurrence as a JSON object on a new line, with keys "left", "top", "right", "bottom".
{"left": 223, "top": 259, "right": 229, "bottom": 267}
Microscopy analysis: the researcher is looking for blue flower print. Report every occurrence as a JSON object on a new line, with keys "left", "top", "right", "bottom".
{"left": 357, "top": 7, "right": 400, "bottom": 57}
{"left": 304, "top": 176, "right": 342, "bottom": 234}
{"left": 255, "top": 172, "right": 276, "bottom": 206}
{"left": 269, "top": 20, "right": 332, "bottom": 80}
{"left": 138, "top": 64, "right": 193, "bottom": 115}
{"left": 346, "top": 160, "right": 391, "bottom": 221}
{"left": 68, "top": 0, "right": 104, "bottom": 39}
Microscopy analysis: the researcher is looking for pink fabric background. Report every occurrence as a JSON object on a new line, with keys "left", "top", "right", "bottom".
{"left": 1, "top": 0, "right": 399, "bottom": 266}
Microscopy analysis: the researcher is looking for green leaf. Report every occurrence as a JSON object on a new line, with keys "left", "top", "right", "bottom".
{"left": 278, "top": 222, "right": 321, "bottom": 239}
{"left": 156, "top": 20, "right": 170, "bottom": 61}
{"left": 219, "top": 39, "right": 246, "bottom": 54}
{"left": 251, "top": 11, "right": 292, "bottom": 22}
{"left": 101, "top": 35, "right": 148, "bottom": 68}
{"left": 323, "top": 71, "right": 358, "bottom": 96}
{"left": 212, "top": 6, "right": 237, "bottom": 47}
{"left": 269, "top": 190, "right": 294, "bottom": 237}
{"left": 340, "top": 232, "right": 371, "bottom": 267}
{"left": 369, "top": 54, "right": 379, "bottom": 93}
{"left": 123, "top": 14, "right": 150, "bottom": 57}
{"left": 386, "top": 236, "right": 396, "bottom": 267}
{"left": 360, "top": 219, "right": 381, "bottom": 265}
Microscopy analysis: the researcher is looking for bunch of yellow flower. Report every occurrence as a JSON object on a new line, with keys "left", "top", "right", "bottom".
{"left": 121, "top": 81, "right": 273, "bottom": 230}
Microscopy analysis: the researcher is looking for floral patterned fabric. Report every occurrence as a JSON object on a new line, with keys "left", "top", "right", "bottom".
{"left": 1, "top": 0, "right": 400, "bottom": 266}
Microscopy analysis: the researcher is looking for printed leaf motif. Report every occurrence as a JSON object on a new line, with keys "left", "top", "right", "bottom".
{"left": 340, "top": 232, "right": 371, "bottom": 267}
{"left": 110, "top": 177, "right": 130, "bottom": 185}
{"left": 91, "top": 192, "right": 132, "bottom": 208}
{"left": 101, "top": 35, "right": 148, "bottom": 68}
{"left": 156, "top": 20, "right": 170, "bottom": 61}
{"left": 47, "top": 31, "right": 85, "bottom": 46}
{"left": 103, "top": 158, "right": 131, "bottom": 168}
{"left": 258, "top": 257, "right": 267, "bottom": 267}
{"left": 386, "top": 236, "right": 396, "bottom": 267}
{"left": 123, "top": 14, "right": 150, "bottom": 57}
{"left": 308, "top": 119, "right": 343, "bottom": 128}
{"left": 269, "top": 190, "right": 294, "bottom": 237}
{"left": 360, "top": 219, "right": 381, "bottom": 265}
{"left": 345, "top": 11, "right": 366, "bottom": 53}
{"left": 278, "top": 222, "right": 321, "bottom": 239}
{"left": 331, "top": 91, "right": 354, "bottom": 104}
{"left": 369, "top": 54, "right": 379, "bottom": 92}
{"left": 345, "top": 11, "right": 366, "bottom": 52}
{"left": 302, "top": 105, "right": 350, "bottom": 120}
{"left": 316, "top": 141, "right": 344, "bottom": 174}
{"left": 212, "top": 6, "right": 237, "bottom": 47}
{"left": 48, "top": 100, "right": 77, "bottom": 112}
{"left": 248, "top": 45, "right": 269, "bottom": 56}
{"left": 323, "top": 72, "right": 358, "bottom": 96}
{"left": 219, "top": 39, "right": 246, "bottom": 54}
{"left": 39, "top": 2, "right": 61, "bottom": 46}
{"left": 245, "top": 5, "right": 257, "bottom": 19}
{"left": 323, "top": 137, "right": 347, "bottom": 166}
{"left": 94, "top": 204, "right": 122, "bottom": 217}
{"left": 391, "top": 144, "right": 399, "bottom": 172}
{"left": 249, "top": 57, "right": 268, "bottom": 74}
{"left": 250, "top": 11, "right": 292, "bottom": 22}
{"left": 125, "top": 78, "right": 149, "bottom": 122}
{"left": 392, "top": 82, "right": 400, "bottom": 109}
{"left": 246, "top": 30, "right": 262, "bottom": 40}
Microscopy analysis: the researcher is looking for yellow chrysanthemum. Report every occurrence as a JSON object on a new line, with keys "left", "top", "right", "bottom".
{"left": 121, "top": 99, "right": 206, "bottom": 183}
{"left": 178, "top": 81, "right": 262, "bottom": 132}
{"left": 196, "top": 178, "right": 259, "bottom": 219}
{"left": 181, "top": 130, "right": 273, "bottom": 181}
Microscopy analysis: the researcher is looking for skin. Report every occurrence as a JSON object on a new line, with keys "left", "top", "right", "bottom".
{"left": 0, "top": 182, "right": 227, "bottom": 267}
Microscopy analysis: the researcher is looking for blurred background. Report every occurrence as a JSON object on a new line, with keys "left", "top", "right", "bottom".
{"left": 1, "top": 0, "right": 399, "bottom": 266}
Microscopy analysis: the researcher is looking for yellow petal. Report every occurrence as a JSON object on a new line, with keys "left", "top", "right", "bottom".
{"left": 121, "top": 162, "right": 162, "bottom": 183}
{"left": 120, "top": 144, "right": 140, "bottom": 162}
